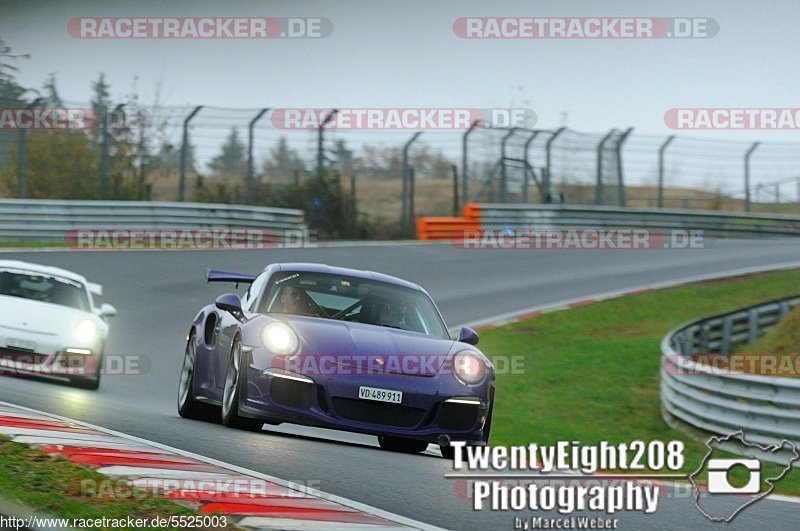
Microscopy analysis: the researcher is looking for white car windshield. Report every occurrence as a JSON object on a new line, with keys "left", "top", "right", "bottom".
{"left": 0, "top": 270, "right": 90, "bottom": 311}
{"left": 260, "top": 272, "right": 449, "bottom": 339}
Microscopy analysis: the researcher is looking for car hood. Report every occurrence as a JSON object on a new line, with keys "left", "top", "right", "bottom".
{"left": 278, "top": 316, "right": 455, "bottom": 377}
{"left": 0, "top": 295, "right": 90, "bottom": 335}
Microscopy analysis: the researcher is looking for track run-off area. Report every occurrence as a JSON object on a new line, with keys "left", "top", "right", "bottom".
{"left": 2, "top": 239, "right": 800, "bottom": 530}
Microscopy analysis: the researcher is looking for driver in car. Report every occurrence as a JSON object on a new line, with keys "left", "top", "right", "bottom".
{"left": 276, "top": 286, "right": 305, "bottom": 315}
{"left": 377, "top": 299, "right": 408, "bottom": 330}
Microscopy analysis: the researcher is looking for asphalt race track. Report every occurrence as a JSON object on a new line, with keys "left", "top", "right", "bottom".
{"left": 1, "top": 239, "right": 800, "bottom": 530}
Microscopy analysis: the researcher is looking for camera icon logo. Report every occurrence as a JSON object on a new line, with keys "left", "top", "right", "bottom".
{"left": 706, "top": 459, "right": 761, "bottom": 494}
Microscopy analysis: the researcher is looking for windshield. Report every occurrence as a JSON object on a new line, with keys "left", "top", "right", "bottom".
{"left": 260, "top": 272, "right": 449, "bottom": 339}
{"left": 0, "top": 270, "right": 90, "bottom": 311}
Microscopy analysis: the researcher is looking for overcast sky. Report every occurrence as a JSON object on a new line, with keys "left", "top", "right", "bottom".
{"left": 2, "top": 0, "right": 796, "bottom": 134}
{"left": 2, "top": 0, "right": 798, "bottom": 194}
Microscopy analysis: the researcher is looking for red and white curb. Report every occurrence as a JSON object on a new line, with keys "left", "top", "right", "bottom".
{"left": 0, "top": 402, "right": 443, "bottom": 531}
{"left": 457, "top": 260, "right": 800, "bottom": 331}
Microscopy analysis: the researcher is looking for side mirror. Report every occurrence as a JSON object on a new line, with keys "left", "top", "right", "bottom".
{"left": 98, "top": 303, "right": 117, "bottom": 318}
{"left": 458, "top": 326, "right": 479, "bottom": 346}
{"left": 216, "top": 293, "right": 244, "bottom": 319}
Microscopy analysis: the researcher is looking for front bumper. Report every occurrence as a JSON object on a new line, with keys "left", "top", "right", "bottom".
{"left": 240, "top": 364, "right": 492, "bottom": 443}
{"left": 0, "top": 347, "right": 101, "bottom": 379}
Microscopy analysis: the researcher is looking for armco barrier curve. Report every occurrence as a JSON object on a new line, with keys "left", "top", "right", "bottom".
{"left": 660, "top": 295, "right": 800, "bottom": 467}
{"left": 0, "top": 199, "right": 307, "bottom": 242}
{"left": 417, "top": 203, "right": 800, "bottom": 239}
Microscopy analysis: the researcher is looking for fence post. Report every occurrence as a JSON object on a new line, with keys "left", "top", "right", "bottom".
{"left": 401, "top": 131, "right": 422, "bottom": 234}
{"left": 179, "top": 105, "right": 203, "bottom": 202}
{"left": 461, "top": 120, "right": 479, "bottom": 204}
{"left": 544, "top": 127, "right": 566, "bottom": 204}
{"left": 16, "top": 97, "right": 41, "bottom": 199}
{"left": 522, "top": 130, "right": 539, "bottom": 203}
{"left": 657, "top": 135, "right": 676, "bottom": 208}
{"left": 595, "top": 129, "right": 616, "bottom": 206}
{"left": 247, "top": 108, "right": 269, "bottom": 205}
{"left": 616, "top": 127, "right": 633, "bottom": 207}
{"left": 500, "top": 127, "right": 519, "bottom": 203}
{"left": 775, "top": 183, "right": 781, "bottom": 213}
{"left": 452, "top": 164, "right": 459, "bottom": 216}
{"left": 409, "top": 167, "right": 416, "bottom": 234}
{"left": 316, "top": 109, "right": 338, "bottom": 183}
{"left": 744, "top": 141, "right": 760, "bottom": 212}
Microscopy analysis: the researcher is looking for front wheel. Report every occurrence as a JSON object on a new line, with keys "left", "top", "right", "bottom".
{"left": 378, "top": 436, "right": 429, "bottom": 454}
{"left": 221, "top": 336, "right": 263, "bottom": 431}
{"left": 70, "top": 352, "right": 102, "bottom": 390}
{"left": 178, "top": 333, "right": 217, "bottom": 421}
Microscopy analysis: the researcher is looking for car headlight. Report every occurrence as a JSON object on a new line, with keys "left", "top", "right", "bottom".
{"left": 75, "top": 319, "right": 98, "bottom": 343}
{"left": 261, "top": 322, "right": 299, "bottom": 356}
{"left": 453, "top": 350, "right": 486, "bottom": 385}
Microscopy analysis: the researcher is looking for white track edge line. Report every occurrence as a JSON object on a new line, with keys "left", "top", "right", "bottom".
{"left": 0, "top": 402, "right": 446, "bottom": 531}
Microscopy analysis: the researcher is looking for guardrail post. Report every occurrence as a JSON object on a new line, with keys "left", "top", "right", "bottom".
{"left": 316, "top": 109, "right": 338, "bottom": 183}
{"left": 699, "top": 323, "right": 710, "bottom": 351}
{"left": 595, "top": 129, "right": 616, "bottom": 205}
{"left": 744, "top": 141, "right": 760, "bottom": 212}
{"left": 657, "top": 135, "right": 676, "bottom": 208}
{"left": 522, "top": 130, "right": 539, "bottom": 202}
{"left": 774, "top": 183, "right": 781, "bottom": 213}
{"left": 179, "top": 105, "right": 203, "bottom": 202}
{"left": 747, "top": 309, "right": 759, "bottom": 343}
{"left": 462, "top": 120, "right": 479, "bottom": 204}
{"left": 500, "top": 127, "right": 519, "bottom": 203}
{"left": 616, "top": 127, "right": 633, "bottom": 207}
{"left": 16, "top": 97, "right": 41, "bottom": 199}
{"left": 247, "top": 108, "right": 269, "bottom": 205}
{"left": 401, "top": 131, "right": 422, "bottom": 234}
{"left": 544, "top": 127, "right": 566, "bottom": 204}
{"left": 720, "top": 317, "right": 733, "bottom": 355}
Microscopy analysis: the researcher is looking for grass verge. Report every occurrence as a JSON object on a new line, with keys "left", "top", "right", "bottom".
{"left": 481, "top": 269, "right": 800, "bottom": 495}
{"left": 0, "top": 436, "right": 230, "bottom": 530}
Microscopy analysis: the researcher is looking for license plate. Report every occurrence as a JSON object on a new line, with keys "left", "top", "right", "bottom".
{"left": 358, "top": 386, "right": 402, "bottom": 404}
{"left": 7, "top": 338, "right": 36, "bottom": 351}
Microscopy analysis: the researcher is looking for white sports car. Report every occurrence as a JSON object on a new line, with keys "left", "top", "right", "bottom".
{"left": 0, "top": 260, "right": 116, "bottom": 390}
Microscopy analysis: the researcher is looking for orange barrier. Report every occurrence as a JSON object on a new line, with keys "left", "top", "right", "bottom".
{"left": 416, "top": 203, "right": 482, "bottom": 240}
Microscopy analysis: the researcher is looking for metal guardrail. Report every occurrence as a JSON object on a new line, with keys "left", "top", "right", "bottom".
{"left": 0, "top": 199, "right": 307, "bottom": 241}
{"left": 660, "top": 295, "right": 800, "bottom": 467}
{"left": 473, "top": 203, "right": 800, "bottom": 238}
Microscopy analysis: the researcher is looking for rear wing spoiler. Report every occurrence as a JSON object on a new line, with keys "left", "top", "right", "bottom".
{"left": 206, "top": 269, "right": 257, "bottom": 286}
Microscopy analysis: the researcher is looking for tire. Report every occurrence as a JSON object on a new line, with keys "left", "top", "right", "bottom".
{"left": 378, "top": 436, "right": 429, "bottom": 454}
{"left": 481, "top": 404, "right": 493, "bottom": 444}
{"left": 440, "top": 445, "right": 455, "bottom": 460}
{"left": 221, "top": 336, "right": 264, "bottom": 431}
{"left": 440, "top": 405, "right": 493, "bottom": 460}
{"left": 71, "top": 371, "right": 101, "bottom": 390}
{"left": 70, "top": 352, "right": 102, "bottom": 390}
{"left": 178, "top": 333, "right": 217, "bottom": 421}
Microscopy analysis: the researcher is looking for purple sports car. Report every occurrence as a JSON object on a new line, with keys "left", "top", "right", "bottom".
{"left": 177, "top": 263, "right": 494, "bottom": 458}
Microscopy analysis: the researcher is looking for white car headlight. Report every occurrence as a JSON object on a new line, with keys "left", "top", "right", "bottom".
{"left": 261, "top": 322, "right": 299, "bottom": 356}
{"left": 75, "top": 319, "right": 98, "bottom": 343}
{"left": 453, "top": 350, "right": 486, "bottom": 385}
